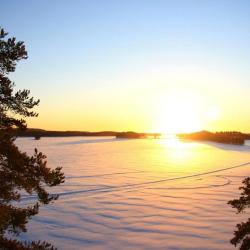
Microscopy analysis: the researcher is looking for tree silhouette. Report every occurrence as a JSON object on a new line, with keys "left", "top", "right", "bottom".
{"left": 228, "top": 177, "right": 250, "bottom": 250}
{"left": 0, "top": 28, "right": 64, "bottom": 249}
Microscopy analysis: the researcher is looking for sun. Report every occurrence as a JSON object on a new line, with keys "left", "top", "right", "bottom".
{"left": 153, "top": 90, "right": 204, "bottom": 134}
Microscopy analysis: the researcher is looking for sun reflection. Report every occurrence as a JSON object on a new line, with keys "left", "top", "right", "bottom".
{"left": 159, "top": 136, "right": 195, "bottom": 161}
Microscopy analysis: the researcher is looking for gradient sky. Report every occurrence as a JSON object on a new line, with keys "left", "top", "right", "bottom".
{"left": 2, "top": 0, "right": 250, "bottom": 132}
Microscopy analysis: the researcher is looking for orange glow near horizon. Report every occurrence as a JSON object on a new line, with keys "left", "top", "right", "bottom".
{"left": 25, "top": 83, "right": 250, "bottom": 134}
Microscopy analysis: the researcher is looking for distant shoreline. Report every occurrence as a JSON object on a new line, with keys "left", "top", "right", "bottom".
{"left": 177, "top": 131, "right": 250, "bottom": 145}
{"left": 15, "top": 128, "right": 161, "bottom": 138}
{"left": 15, "top": 129, "right": 250, "bottom": 145}
{"left": 16, "top": 129, "right": 117, "bottom": 137}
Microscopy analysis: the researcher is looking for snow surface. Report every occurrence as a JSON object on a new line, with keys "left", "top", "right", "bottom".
{"left": 16, "top": 137, "right": 250, "bottom": 250}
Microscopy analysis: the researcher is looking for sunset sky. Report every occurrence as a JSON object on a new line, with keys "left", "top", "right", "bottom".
{"left": 2, "top": 0, "right": 250, "bottom": 133}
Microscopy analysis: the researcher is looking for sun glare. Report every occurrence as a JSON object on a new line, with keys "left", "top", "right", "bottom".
{"left": 153, "top": 90, "right": 214, "bottom": 134}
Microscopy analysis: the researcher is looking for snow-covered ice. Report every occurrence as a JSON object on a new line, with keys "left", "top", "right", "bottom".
{"left": 16, "top": 137, "right": 250, "bottom": 250}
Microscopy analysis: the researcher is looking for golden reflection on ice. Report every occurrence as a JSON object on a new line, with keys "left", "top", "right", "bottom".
{"left": 159, "top": 136, "right": 198, "bottom": 167}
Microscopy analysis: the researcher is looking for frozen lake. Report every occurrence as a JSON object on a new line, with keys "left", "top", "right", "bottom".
{"left": 16, "top": 137, "right": 250, "bottom": 250}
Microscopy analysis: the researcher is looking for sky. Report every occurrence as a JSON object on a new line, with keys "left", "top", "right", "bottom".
{"left": 2, "top": 0, "right": 250, "bottom": 133}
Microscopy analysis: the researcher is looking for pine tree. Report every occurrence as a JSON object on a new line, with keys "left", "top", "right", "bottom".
{"left": 0, "top": 27, "right": 65, "bottom": 250}
{"left": 228, "top": 177, "right": 250, "bottom": 250}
